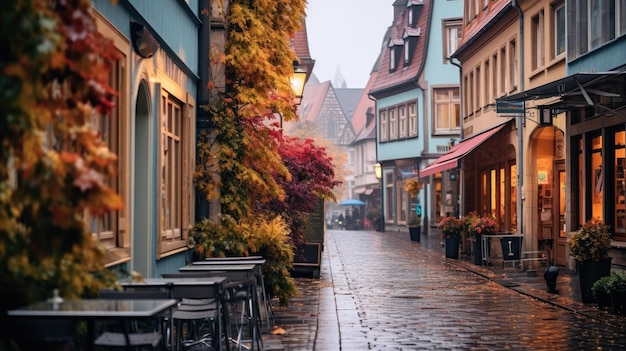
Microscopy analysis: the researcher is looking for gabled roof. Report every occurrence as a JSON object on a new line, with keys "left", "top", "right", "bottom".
{"left": 351, "top": 114, "right": 377, "bottom": 145}
{"left": 369, "top": 0, "right": 433, "bottom": 96}
{"left": 454, "top": 0, "right": 511, "bottom": 58}
{"left": 335, "top": 88, "right": 363, "bottom": 120}
{"left": 350, "top": 69, "right": 379, "bottom": 135}
{"left": 297, "top": 81, "right": 331, "bottom": 122}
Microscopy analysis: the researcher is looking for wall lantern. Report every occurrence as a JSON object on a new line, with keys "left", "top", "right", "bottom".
{"left": 374, "top": 162, "right": 382, "bottom": 180}
{"left": 131, "top": 22, "right": 159, "bottom": 58}
{"left": 539, "top": 108, "right": 553, "bottom": 126}
{"left": 291, "top": 67, "right": 307, "bottom": 101}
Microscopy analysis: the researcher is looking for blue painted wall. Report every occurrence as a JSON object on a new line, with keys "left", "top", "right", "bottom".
{"left": 568, "top": 36, "right": 626, "bottom": 73}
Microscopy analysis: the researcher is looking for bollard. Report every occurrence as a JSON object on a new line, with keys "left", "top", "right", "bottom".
{"left": 544, "top": 266, "right": 559, "bottom": 294}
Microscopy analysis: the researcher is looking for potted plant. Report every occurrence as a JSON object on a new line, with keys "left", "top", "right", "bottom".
{"left": 408, "top": 213, "right": 422, "bottom": 242}
{"left": 467, "top": 213, "right": 498, "bottom": 265}
{"left": 591, "top": 273, "right": 615, "bottom": 309}
{"left": 568, "top": 217, "right": 613, "bottom": 303}
{"left": 438, "top": 216, "right": 463, "bottom": 259}
{"left": 606, "top": 271, "right": 626, "bottom": 314}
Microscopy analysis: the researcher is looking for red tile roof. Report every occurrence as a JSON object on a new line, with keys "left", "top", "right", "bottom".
{"left": 296, "top": 81, "right": 331, "bottom": 123}
{"left": 370, "top": 1, "right": 433, "bottom": 95}
{"left": 350, "top": 69, "right": 378, "bottom": 134}
{"left": 455, "top": 0, "right": 511, "bottom": 57}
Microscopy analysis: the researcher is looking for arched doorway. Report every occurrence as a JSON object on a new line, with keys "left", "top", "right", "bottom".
{"left": 532, "top": 126, "right": 566, "bottom": 266}
{"left": 132, "top": 80, "right": 152, "bottom": 276}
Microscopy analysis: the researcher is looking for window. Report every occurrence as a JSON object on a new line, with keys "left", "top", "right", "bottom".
{"left": 403, "top": 28, "right": 421, "bottom": 65}
{"left": 553, "top": 3, "right": 565, "bottom": 57}
{"left": 434, "top": 87, "right": 460, "bottom": 134}
{"left": 509, "top": 39, "right": 517, "bottom": 91}
{"left": 91, "top": 54, "right": 127, "bottom": 251}
{"left": 443, "top": 20, "right": 462, "bottom": 58}
{"left": 484, "top": 59, "right": 490, "bottom": 104}
{"left": 621, "top": 0, "right": 626, "bottom": 35}
{"left": 500, "top": 46, "right": 506, "bottom": 94}
{"left": 379, "top": 110, "right": 388, "bottom": 142}
{"left": 388, "top": 39, "right": 403, "bottom": 72}
{"left": 492, "top": 53, "right": 498, "bottom": 98}
{"left": 408, "top": 102, "right": 418, "bottom": 137}
{"left": 159, "top": 91, "right": 194, "bottom": 255}
{"left": 567, "top": 0, "right": 621, "bottom": 60}
{"left": 389, "top": 107, "right": 397, "bottom": 140}
{"left": 531, "top": 11, "right": 544, "bottom": 70}
{"left": 469, "top": 71, "right": 474, "bottom": 113}
{"left": 407, "top": 0, "right": 423, "bottom": 28}
{"left": 475, "top": 65, "right": 481, "bottom": 109}
{"left": 399, "top": 105, "right": 407, "bottom": 138}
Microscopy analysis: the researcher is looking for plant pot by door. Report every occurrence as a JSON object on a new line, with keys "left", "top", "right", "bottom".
{"left": 472, "top": 236, "right": 482, "bottom": 265}
{"left": 611, "top": 290, "right": 626, "bottom": 315}
{"left": 596, "top": 289, "right": 612, "bottom": 309}
{"left": 445, "top": 236, "right": 460, "bottom": 259}
{"left": 409, "top": 226, "right": 421, "bottom": 242}
{"left": 576, "top": 257, "right": 612, "bottom": 303}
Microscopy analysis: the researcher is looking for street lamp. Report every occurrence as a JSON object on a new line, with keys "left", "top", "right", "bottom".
{"left": 374, "top": 162, "right": 385, "bottom": 232}
{"left": 291, "top": 67, "right": 307, "bottom": 105}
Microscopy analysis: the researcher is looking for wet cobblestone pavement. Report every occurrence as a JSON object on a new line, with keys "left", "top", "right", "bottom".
{"left": 263, "top": 228, "right": 626, "bottom": 350}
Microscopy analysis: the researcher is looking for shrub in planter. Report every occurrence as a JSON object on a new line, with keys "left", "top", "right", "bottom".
{"left": 592, "top": 273, "right": 615, "bottom": 309}
{"left": 568, "top": 218, "right": 613, "bottom": 303}
{"left": 606, "top": 271, "right": 626, "bottom": 315}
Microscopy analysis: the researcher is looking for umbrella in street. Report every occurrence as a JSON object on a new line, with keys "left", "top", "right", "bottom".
{"left": 339, "top": 199, "right": 366, "bottom": 206}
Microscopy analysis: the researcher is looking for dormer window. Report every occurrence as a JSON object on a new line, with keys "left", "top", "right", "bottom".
{"left": 388, "top": 38, "right": 403, "bottom": 72}
{"left": 407, "top": 0, "right": 424, "bottom": 28}
{"left": 403, "top": 27, "right": 421, "bottom": 65}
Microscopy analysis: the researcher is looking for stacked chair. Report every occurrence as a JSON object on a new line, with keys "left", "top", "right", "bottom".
{"left": 161, "top": 273, "right": 221, "bottom": 351}
{"left": 95, "top": 289, "right": 170, "bottom": 350}
{"left": 220, "top": 277, "right": 263, "bottom": 351}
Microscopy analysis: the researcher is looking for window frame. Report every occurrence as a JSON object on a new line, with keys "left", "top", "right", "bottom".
{"left": 553, "top": 3, "right": 566, "bottom": 58}
{"left": 379, "top": 110, "right": 388, "bottom": 142}
{"left": 531, "top": 10, "right": 545, "bottom": 71}
{"left": 433, "top": 86, "right": 461, "bottom": 135}
{"left": 157, "top": 82, "right": 195, "bottom": 257}
{"left": 443, "top": 19, "right": 463, "bottom": 59}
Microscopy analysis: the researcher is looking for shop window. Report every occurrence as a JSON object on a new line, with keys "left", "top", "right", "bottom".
{"left": 591, "top": 135, "right": 603, "bottom": 220}
{"left": 614, "top": 131, "right": 626, "bottom": 238}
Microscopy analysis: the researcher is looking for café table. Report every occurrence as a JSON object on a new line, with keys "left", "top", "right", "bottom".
{"left": 179, "top": 263, "right": 273, "bottom": 332}
{"left": 121, "top": 276, "right": 227, "bottom": 350}
{"left": 7, "top": 298, "right": 176, "bottom": 351}
{"left": 191, "top": 259, "right": 272, "bottom": 330}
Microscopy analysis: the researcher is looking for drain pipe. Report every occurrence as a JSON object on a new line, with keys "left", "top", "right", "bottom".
{"left": 196, "top": 0, "right": 212, "bottom": 220}
{"left": 449, "top": 57, "right": 463, "bottom": 220}
{"left": 512, "top": 0, "right": 524, "bottom": 236}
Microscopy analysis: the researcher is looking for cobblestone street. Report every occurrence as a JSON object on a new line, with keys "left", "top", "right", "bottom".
{"left": 264, "top": 228, "right": 626, "bottom": 350}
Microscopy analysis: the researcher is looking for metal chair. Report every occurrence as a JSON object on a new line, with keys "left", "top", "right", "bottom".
{"left": 166, "top": 277, "right": 221, "bottom": 351}
{"left": 95, "top": 290, "right": 170, "bottom": 350}
{"left": 220, "top": 278, "right": 263, "bottom": 351}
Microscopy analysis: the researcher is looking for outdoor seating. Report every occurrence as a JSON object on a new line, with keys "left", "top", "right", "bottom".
{"left": 95, "top": 289, "right": 170, "bottom": 350}
{"left": 220, "top": 277, "right": 263, "bottom": 351}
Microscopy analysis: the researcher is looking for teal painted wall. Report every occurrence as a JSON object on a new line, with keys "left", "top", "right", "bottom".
{"left": 422, "top": 0, "right": 463, "bottom": 154}
{"left": 568, "top": 36, "right": 626, "bottom": 73}
{"left": 377, "top": 88, "right": 425, "bottom": 161}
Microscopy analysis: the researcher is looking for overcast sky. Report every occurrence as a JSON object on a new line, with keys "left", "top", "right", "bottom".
{"left": 305, "top": 0, "right": 394, "bottom": 88}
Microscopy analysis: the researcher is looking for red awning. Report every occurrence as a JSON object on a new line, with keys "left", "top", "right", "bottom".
{"left": 419, "top": 123, "right": 507, "bottom": 178}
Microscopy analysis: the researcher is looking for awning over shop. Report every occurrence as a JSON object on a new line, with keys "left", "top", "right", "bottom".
{"left": 497, "top": 71, "right": 624, "bottom": 104}
{"left": 419, "top": 123, "right": 507, "bottom": 178}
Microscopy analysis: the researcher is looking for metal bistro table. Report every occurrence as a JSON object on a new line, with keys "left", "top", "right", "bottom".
{"left": 481, "top": 233, "right": 524, "bottom": 267}
{"left": 7, "top": 298, "right": 177, "bottom": 351}
{"left": 121, "top": 276, "right": 227, "bottom": 350}
{"left": 192, "top": 259, "right": 272, "bottom": 331}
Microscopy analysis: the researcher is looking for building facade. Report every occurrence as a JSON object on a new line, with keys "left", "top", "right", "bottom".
{"left": 91, "top": 0, "right": 201, "bottom": 277}
{"left": 370, "top": 0, "right": 463, "bottom": 231}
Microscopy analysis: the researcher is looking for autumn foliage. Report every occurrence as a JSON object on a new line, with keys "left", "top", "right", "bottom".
{"left": 0, "top": 0, "right": 121, "bottom": 313}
